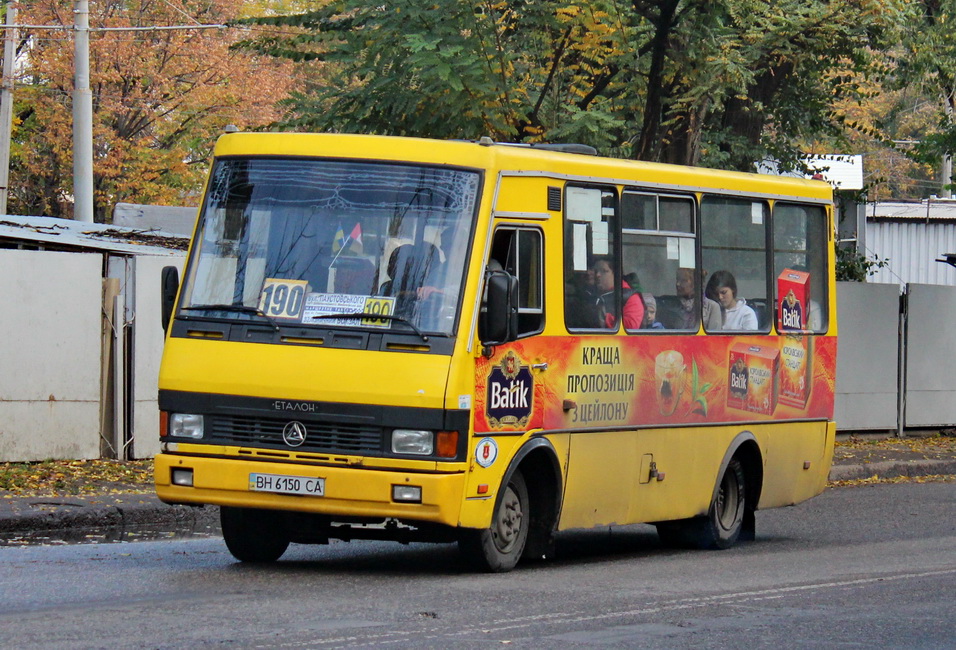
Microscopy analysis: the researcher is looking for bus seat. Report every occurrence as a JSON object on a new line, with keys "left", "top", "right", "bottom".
{"left": 748, "top": 298, "right": 768, "bottom": 330}
{"left": 655, "top": 294, "right": 684, "bottom": 329}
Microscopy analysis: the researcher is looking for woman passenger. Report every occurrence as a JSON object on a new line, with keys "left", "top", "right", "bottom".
{"left": 706, "top": 270, "right": 758, "bottom": 331}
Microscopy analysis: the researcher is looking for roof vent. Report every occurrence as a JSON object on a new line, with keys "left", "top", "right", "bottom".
{"left": 530, "top": 143, "right": 598, "bottom": 156}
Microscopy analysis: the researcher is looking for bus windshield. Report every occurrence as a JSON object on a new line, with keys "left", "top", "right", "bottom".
{"left": 180, "top": 158, "right": 480, "bottom": 337}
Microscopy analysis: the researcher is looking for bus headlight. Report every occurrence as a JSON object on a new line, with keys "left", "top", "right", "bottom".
{"left": 169, "top": 413, "right": 204, "bottom": 439}
{"left": 391, "top": 429, "right": 433, "bottom": 455}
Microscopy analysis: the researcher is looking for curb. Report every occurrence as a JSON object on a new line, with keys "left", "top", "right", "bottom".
{"left": 828, "top": 459, "right": 956, "bottom": 482}
{"left": 0, "top": 495, "right": 219, "bottom": 542}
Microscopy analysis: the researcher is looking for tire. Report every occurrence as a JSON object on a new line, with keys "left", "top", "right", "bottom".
{"left": 656, "top": 458, "right": 746, "bottom": 550}
{"left": 220, "top": 506, "right": 291, "bottom": 563}
{"left": 459, "top": 470, "right": 530, "bottom": 572}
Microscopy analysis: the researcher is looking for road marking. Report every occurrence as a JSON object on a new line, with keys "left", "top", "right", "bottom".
{"left": 262, "top": 567, "right": 956, "bottom": 647}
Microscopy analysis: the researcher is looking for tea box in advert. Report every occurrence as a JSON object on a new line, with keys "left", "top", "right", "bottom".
{"left": 727, "top": 342, "right": 779, "bottom": 415}
{"left": 777, "top": 268, "right": 810, "bottom": 331}
{"left": 780, "top": 335, "right": 813, "bottom": 408}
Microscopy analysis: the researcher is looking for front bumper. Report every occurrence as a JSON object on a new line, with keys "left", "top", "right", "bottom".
{"left": 155, "top": 450, "right": 468, "bottom": 527}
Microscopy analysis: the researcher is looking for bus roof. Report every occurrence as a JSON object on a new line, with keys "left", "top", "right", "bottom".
{"left": 212, "top": 132, "right": 833, "bottom": 202}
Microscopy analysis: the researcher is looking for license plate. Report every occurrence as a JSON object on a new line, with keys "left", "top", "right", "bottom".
{"left": 249, "top": 473, "right": 325, "bottom": 496}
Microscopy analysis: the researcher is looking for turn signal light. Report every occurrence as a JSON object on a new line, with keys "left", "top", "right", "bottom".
{"left": 436, "top": 431, "right": 458, "bottom": 458}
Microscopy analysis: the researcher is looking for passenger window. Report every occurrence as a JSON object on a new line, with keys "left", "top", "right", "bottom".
{"left": 701, "top": 197, "right": 770, "bottom": 332}
{"left": 773, "top": 203, "right": 828, "bottom": 333}
{"left": 489, "top": 227, "right": 543, "bottom": 336}
{"left": 564, "top": 186, "right": 620, "bottom": 331}
{"left": 621, "top": 192, "right": 696, "bottom": 331}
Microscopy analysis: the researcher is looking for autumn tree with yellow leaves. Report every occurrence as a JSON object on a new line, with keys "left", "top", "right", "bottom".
{"left": 10, "top": 0, "right": 294, "bottom": 221}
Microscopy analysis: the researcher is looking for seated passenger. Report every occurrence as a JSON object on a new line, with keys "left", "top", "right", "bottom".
{"left": 378, "top": 243, "right": 443, "bottom": 314}
{"left": 642, "top": 294, "right": 665, "bottom": 329}
{"left": 592, "top": 257, "right": 644, "bottom": 330}
{"left": 378, "top": 244, "right": 414, "bottom": 297}
{"left": 668, "top": 267, "right": 722, "bottom": 330}
{"left": 705, "top": 270, "right": 758, "bottom": 331}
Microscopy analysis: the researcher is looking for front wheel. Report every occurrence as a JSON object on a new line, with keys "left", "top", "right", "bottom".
{"left": 656, "top": 458, "right": 746, "bottom": 550}
{"left": 458, "top": 470, "right": 530, "bottom": 572}
{"left": 220, "top": 506, "right": 291, "bottom": 563}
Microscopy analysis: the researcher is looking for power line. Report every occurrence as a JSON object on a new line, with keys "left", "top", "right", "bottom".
{"left": 2, "top": 24, "right": 226, "bottom": 32}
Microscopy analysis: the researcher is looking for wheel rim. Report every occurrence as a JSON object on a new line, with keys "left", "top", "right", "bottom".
{"left": 492, "top": 483, "right": 524, "bottom": 553}
{"left": 715, "top": 468, "right": 741, "bottom": 532}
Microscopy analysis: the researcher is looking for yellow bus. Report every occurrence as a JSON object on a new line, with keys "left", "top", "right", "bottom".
{"left": 155, "top": 133, "right": 836, "bottom": 572}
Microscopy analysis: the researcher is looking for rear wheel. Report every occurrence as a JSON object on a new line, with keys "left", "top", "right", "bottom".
{"left": 220, "top": 506, "right": 290, "bottom": 563}
{"left": 656, "top": 458, "right": 746, "bottom": 550}
{"left": 459, "top": 470, "right": 529, "bottom": 572}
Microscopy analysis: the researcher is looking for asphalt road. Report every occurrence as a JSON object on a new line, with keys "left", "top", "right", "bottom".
{"left": 1, "top": 481, "right": 953, "bottom": 649}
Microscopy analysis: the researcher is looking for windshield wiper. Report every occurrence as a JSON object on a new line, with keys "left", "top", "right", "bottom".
{"left": 182, "top": 304, "right": 280, "bottom": 332}
{"left": 311, "top": 312, "right": 429, "bottom": 342}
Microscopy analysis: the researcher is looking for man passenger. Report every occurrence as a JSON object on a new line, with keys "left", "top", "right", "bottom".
{"left": 669, "top": 267, "right": 721, "bottom": 330}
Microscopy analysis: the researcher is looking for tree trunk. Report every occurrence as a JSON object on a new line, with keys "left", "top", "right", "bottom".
{"left": 632, "top": 0, "right": 681, "bottom": 162}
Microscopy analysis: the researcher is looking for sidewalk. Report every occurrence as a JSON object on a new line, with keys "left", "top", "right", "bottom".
{"left": 1, "top": 434, "right": 954, "bottom": 545}
{"left": 828, "top": 432, "right": 956, "bottom": 481}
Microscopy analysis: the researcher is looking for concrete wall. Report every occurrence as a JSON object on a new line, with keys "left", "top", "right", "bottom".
{"left": 834, "top": 282, "right": 901, "bottom": 431}
{"left": 834, "top": 280, "right": 956, "bottom": 432}
{"left": 904, "top": 283, "right": 956, "bottom": 427}
{"left": 0, "top": 251, "right": 104, "bottom": 460}
{"left": 0, "top": 248, "right": 184, "bottom": 462}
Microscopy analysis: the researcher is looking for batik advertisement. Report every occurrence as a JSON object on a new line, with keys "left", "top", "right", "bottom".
{"left": 473, "top": 335, "right": 836, "bottom": 433}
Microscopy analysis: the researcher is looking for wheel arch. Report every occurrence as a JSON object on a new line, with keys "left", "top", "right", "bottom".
{"left": 500, "top": 436, "right": 563, "bottom": 560}
{"left": 713, "top": 432, "right": 764, "bottom": 520}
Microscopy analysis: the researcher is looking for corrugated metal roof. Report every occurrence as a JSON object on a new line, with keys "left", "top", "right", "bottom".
{"left": 867, "top": 200, "right": 956, "bottom": 222}
{"left": 0, "top": 215, "right": 188, "bottom": 256}
{"left": 112, "top": 202, "right": 197, "bottom": 237}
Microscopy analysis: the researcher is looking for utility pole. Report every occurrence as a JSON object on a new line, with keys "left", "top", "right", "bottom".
{"left": 73, "top": 0, "right": 94, "bottom": 223}
{"left": 0, "top": 0, "right": 17, "bottom": 216}
{"left": 943, "top": 92, "right": 953, "bottom": 200}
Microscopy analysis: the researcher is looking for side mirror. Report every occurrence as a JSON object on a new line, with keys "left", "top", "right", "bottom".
{"left": 161, "top": 265, "right": 180, "bottom": 332}
{"left": 479, "top": 269, "right": 518, "bottom": 346}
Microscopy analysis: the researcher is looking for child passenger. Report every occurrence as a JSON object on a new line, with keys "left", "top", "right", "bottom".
{"left": 643, "top": 294, "right": 665, "bottom": 329}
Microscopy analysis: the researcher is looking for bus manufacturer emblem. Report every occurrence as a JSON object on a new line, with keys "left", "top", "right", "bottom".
{"left": 282, "top": 421, "right": 308, "bottom": 447}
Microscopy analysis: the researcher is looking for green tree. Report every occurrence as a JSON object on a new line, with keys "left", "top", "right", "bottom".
{"left": 892, "top": 0, "right": 956, "bottom": 191}
{"left": 237, "top": 1, "right": 624, "bottom": 146}
{"left": 237, "top": 0, "right": 908, "bottom": 172}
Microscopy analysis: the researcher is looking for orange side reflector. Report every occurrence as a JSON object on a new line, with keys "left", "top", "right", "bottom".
{"left": 477, "top": 484, "right": 489, "bottom": 495}
{"left": 436, "top": 430, "right": 458, "bottom": 458}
